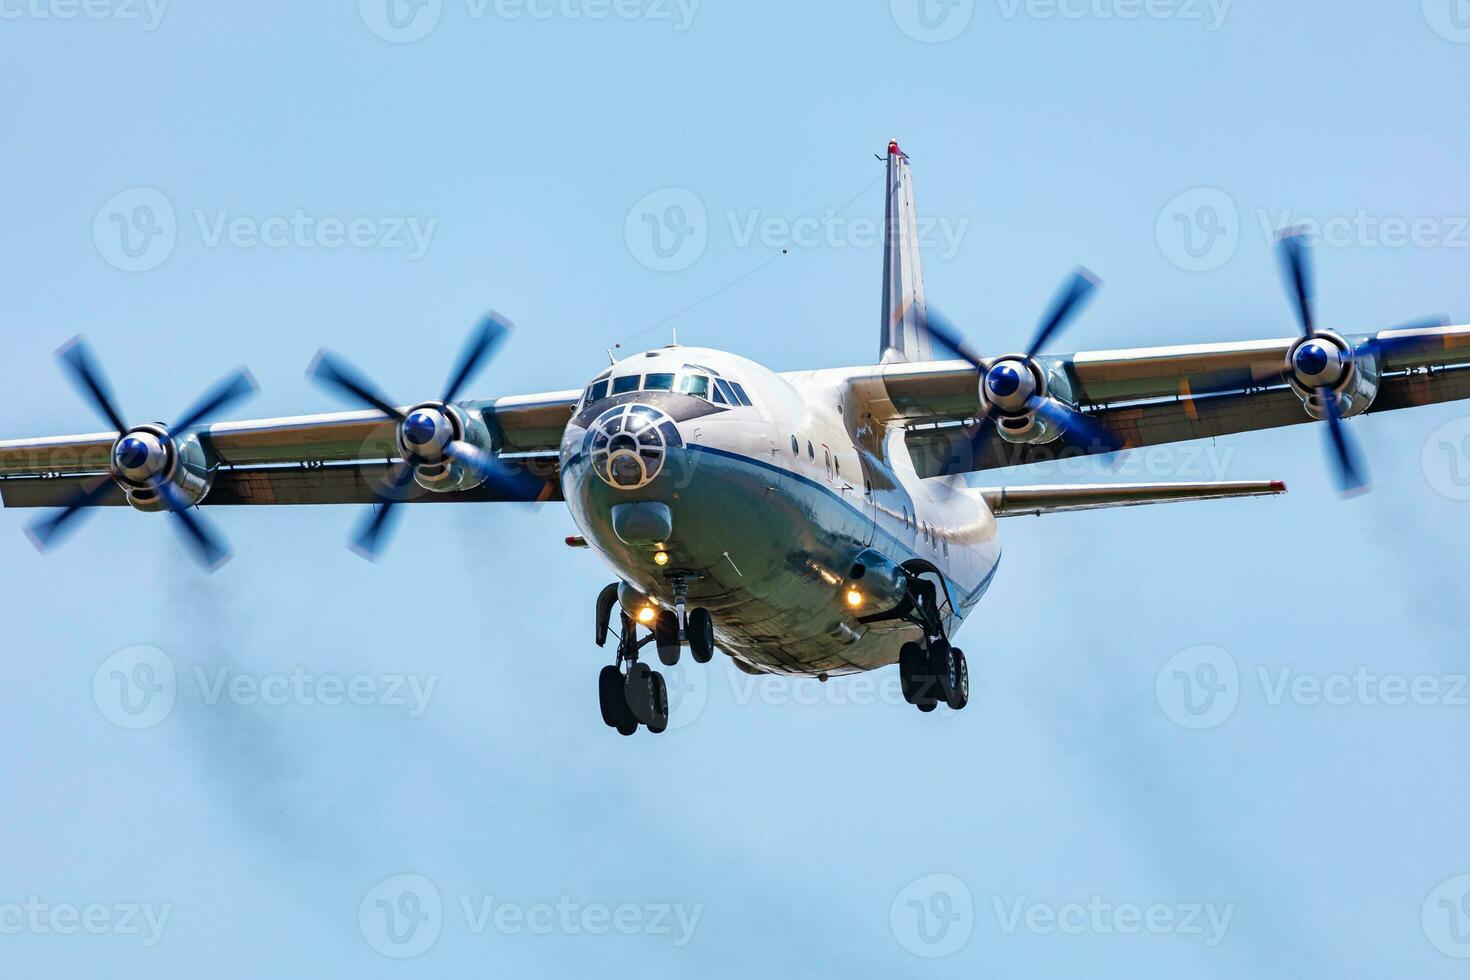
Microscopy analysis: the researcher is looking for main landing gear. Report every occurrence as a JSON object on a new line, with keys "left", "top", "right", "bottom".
{"left": 594, "top": 581, "right": 715, "bottom": 736}
{"left": 895, "top": 578, "right": 969, "bottom": 713}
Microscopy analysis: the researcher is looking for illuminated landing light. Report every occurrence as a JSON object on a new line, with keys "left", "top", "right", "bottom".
{"left": 653, "top": 550, "right": 670, "bottom": 567}
{"left": 845, "top": 588, "right": 864, "bottom": 609}
{"left": 637, "top": 605, "right": 657, "bottom": 625}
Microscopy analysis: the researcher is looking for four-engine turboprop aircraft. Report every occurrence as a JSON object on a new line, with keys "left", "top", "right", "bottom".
{"left": 5, "top": 141, "right": 1470, "bottom": 735}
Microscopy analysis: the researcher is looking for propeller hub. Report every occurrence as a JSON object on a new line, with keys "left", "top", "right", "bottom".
{"left": 1289, "top": 336, "right": 1348, "bottom": 388}
{"left": 396, "top": 404, "right": 457, "bottom": 461}
{"left": 981, "top": 357, "right": 1040, "bottom": 415}
{"left": 987, "top": 364, "right": 1023, "bottom": 398}
{"left": 109, "top": 428, "right": 170, "bottom": 485}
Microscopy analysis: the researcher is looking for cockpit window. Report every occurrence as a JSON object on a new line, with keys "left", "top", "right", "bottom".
{"left": 582, "top": 366, "right": 754, "bottom": 410}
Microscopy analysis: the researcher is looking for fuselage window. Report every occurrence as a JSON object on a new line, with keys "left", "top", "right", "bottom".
{"left": 807, "top": 441, "right": 815, "bottom": 461}
{"left": 728, "top": 381, "right": 753, "bottom": 407}
{"left": 644, "top": 373, "right": 675, "bottom": 391}
{"left": 679, "top": 375, "right": 710, "bottom": 399}
{"left": 611, "top": 375, "right": 640, "bottom": 395}
{"left": 790, "top": 435, "right": 799, "bottom": 454}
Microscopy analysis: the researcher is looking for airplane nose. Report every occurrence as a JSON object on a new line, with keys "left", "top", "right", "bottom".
{"left": 582, "top": 403, "right": 683, "bottom": 491}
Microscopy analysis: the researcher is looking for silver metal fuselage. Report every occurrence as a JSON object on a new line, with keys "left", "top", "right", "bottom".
{"left": 559, "top": 346, "right": 1001, "bottom": 677}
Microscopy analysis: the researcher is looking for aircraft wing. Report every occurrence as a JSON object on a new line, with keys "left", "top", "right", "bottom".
{"left": 0, "top": 390, "right": 578, "bottom": 508}
{"left": 863, "top": 324, "right": 1470, "bottom": 477}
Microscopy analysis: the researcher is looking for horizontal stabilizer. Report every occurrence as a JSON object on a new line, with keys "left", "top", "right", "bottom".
{"left": 977, "top": 480, "right": 1285, "bottom": 517}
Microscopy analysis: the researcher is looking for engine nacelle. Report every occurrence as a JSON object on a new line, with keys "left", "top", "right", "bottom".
{"left": 1285, "top": 331, "right": 1380, "bottom": 420}
{"left": 399, "top": 403, "right": 498, "bottom": 493}
{"left": 110, "top": 425, "right": 215, "bottom": 513}
{"left": 979, "top": 356, "right": 1075, "bottom": 446}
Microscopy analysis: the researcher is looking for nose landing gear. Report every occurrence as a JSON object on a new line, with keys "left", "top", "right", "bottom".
{"left": 594, "top": 581, "right": 714, "bottom": 736}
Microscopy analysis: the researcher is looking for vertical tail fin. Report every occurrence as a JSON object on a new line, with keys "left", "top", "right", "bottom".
{"left": 880, "top": 140, "right": 932, "bottom": 363}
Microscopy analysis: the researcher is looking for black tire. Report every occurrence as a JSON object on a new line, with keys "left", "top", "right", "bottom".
{"left": 687, "top": 608, "right": 715, "bottom": 664}
{"left": 898, "top": 642, "right": 924, "bottom": 704}
{"left": 625, "top": 662, "right": 660, "bottom": 726}
{"left": 599, "top": 665, "right": 632, "bottom": 729}
{"left": 655, "top": 610, "right": 682, "bottom": 666}
{"left": 917, "top": 700, "right": 937, "bottom": 713}
{"left": 929, "top": 639, "right": 957, "bottom": 706}
{"left": 947, "top": 649, "right": 969, "bottom": 710}
{"left": 647, "top": 672, "right": 670, "bottom": 734}
{"left": 616, "top": 717, "right": 639, "bottom": 736}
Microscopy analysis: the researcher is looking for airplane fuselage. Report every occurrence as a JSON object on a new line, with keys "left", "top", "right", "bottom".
{"left": 558, "top": 346, "right": 1001, "bottom": 676}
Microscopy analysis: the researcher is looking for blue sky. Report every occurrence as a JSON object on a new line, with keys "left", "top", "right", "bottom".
{"left": 4, "top": 1, "right": 1470, "bottom": 975}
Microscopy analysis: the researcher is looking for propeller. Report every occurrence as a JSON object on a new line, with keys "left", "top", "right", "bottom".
{"left": 308, "top": 311, "right": 541, "bottom": 559}
{"left": 1168, "top": 228, "right": 1454, "bottom": 496}
{"left": 26, "top": 337, "right": 256, "bottom": 571}
{"left": 919, "top": 269, "right": 1124, "bottom": 475}
{"left": 1273, "top": 229, "right": 1369, "bottom": 495}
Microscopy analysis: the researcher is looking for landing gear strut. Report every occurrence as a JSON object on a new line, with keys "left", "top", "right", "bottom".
{"left": 896, "top": 577, "right": 969, "bottom": 713}
{"left": 594, "top": 581, "right": 714, "bottom": 736}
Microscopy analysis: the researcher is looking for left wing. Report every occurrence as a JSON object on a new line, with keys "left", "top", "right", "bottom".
{"left": 868, "top": 324, "right": 1470, "bottom": 477}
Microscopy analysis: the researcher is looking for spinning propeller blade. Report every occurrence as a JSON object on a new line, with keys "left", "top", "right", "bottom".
{"left": 310, "top": 313, "right": 522, "bottom": 558}
{"left": 350, "top": 464, "right": 417, "bottom": 560}
{"left": 30, "top": 339, "right": 254, "bottom": 570}
{"left": 917, "top": 268, "right": 1121, "bottom": 475}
